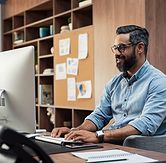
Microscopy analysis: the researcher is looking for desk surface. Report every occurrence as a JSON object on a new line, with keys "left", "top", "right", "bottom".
{"left": 49, "top": 143, "right": 166, "bottom": 163}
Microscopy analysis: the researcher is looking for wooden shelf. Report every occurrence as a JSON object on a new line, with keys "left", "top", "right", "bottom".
{"left": 54, "top": 12, "right": 71, "bottom": 34}
{"left": 25, "top": 1, "right": 53, "bottom": 25}
{"left": 3, "top": 0, "right": 94, "bottom": 131}
{"left": 73, "top": 109, "right": 92, "bottom": 127}
{"left": 39, "top": 104, "right": 55, "bottom": 108}
{"left": 13, "top": 12, "right": 24, "bottom": 29}
{"left": 73, "top": 5, "right": 93, "bottom": 29}
{"left": 3, "top": 17, "right": 12, "bottom": 33}
{"left": 39, "top": 54, "right": 53, "bottom": 59}
{"left": 26, "top": 16, "right": 54, "bottom": 28}
{"left": 55, "top": 108, "right": 72, "bottom": 127}
{"left": 39, "top": 74, "right": 54, "bottom": 77}
{"left": 39, "top": 107, "right": 54, "bottom": 132}
{"left": 13, "top": 39, "right": 37, "bottom": 48}
{"left": 39, "top": 37, "right": 53, "bottom": 56}
{"left": 54, "top": 0, "right": 71, "bottom": 15}
{"left": 3, "top": 33, "right": 12, "bottom": 50}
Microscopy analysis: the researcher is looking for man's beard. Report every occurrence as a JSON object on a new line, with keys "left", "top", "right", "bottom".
{"left": 116, "top": 49, "right": 137, "bottom": 72}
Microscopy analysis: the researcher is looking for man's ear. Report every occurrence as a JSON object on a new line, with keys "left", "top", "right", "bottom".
{"left": 137, "top": 42, "right": 145, "bottom": 54}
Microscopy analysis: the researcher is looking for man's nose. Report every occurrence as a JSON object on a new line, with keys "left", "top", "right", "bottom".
{"left": 114, "top": 51, "right": 121, "bottom": 57}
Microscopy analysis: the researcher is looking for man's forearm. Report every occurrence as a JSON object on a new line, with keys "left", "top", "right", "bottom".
{"left": 74, "top": 119, "right": 97, "bottom": 132}
{"left": 104, "top": 124, "right": 141, "bottom": 142}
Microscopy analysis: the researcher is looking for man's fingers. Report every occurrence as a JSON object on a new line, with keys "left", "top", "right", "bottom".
{"left": 73, "top": 135, "right": 84, "bottom": 141}
{"left": 65, "top": 132, "right": 76, "bottom": 140}
{"left": 55, "top": 130, "right": 61, "bottom": 137}
{"left": 51, "top": 129, "right": 58, "bottom": 137}
{"left": 65, "top": 130, "right": 84, "bottom": 140}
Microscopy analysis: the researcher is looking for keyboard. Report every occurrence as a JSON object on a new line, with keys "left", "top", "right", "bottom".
{"left": 35, "top": 135, "right": 84, "bottom": 145}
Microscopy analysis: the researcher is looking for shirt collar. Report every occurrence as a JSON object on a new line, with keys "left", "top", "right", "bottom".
{"left": 123, "top": 60, "right": 150, "bottom": 85}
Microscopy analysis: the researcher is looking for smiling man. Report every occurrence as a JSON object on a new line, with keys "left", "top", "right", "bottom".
{"left": 51, "top": 25, "right": 166, "bottom": 144}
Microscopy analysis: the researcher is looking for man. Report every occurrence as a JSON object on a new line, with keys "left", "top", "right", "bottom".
{"left": 51, "top": 25, "right": 166, "bottom": 144}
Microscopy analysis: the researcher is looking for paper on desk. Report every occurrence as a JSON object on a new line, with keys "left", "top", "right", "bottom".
{"left": 72, "top": 149, "right": 157, "bottom": 163}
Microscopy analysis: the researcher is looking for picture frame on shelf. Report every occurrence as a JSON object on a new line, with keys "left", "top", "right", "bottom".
{"left": 39, "top": 84, "right": 53, "bottom": 105}
{"left": 13, "top": 31, "right": 24, "bottom": 45}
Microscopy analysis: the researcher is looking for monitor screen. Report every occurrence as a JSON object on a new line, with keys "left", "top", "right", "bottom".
{"left": 0, "top": 46, "right": 36, "bottom": 133}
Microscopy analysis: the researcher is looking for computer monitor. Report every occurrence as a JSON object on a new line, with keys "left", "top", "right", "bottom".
{"left": 0, "top": 46, "right": 36, "bottom": 133}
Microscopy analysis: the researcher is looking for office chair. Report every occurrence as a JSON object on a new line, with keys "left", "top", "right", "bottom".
{"left": 123, "top": 135, "right": 166, "bottom": 153}
{"left": 0, "top": 126, "right": 54, "bottom": 163}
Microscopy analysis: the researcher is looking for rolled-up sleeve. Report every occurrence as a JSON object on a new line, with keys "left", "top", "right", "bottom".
{"left": 129, "top": 77, "right": 166, "bottom": 135}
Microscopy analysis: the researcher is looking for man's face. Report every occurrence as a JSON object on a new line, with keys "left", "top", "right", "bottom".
{"left": 112, "top": 34, "right": 137, "bottom": 72}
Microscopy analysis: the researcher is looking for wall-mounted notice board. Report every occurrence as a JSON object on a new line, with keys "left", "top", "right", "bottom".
{"left": 54, "top": 26, "right": 94, "bottom": 110}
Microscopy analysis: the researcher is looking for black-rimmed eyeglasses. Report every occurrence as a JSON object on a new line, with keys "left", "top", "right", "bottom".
{"left": 111, "top": 43, "right": 134, "bottom": 54}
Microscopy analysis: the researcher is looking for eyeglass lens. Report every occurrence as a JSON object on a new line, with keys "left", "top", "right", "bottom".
{"left": 111, "top": 43, "right": 132, "bottom": 53}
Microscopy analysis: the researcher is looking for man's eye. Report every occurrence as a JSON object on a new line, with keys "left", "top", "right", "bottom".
{"left": 118, "top": 45, "right": 125, "bottom": 49}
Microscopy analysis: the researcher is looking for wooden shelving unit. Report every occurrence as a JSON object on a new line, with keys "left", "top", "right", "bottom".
{"left": 3, "top": 0, "right": 94, "bottom": 131}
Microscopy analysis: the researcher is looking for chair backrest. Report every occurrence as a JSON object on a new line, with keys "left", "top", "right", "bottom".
{"left": 123, "top": 135, "right": 166, "bottom": 153}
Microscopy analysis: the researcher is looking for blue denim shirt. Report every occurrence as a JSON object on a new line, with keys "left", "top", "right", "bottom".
{"left": 86, "top": 60, "right": 166, "bottom": 135}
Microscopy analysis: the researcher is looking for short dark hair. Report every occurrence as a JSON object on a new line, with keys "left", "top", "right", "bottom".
{"left": 116, "top": 25, "right": 149, "bottom": 56}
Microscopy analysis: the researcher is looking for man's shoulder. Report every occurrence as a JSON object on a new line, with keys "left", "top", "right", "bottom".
{"left": 148, "top": 64, "right": 166, "bottom": 80}
{"left": 146, "top": 65, "right": 166, "bottom": 90}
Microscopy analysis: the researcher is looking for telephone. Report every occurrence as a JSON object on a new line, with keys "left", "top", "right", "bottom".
{"left": 0, "top": 126, "right": 54, "bottom": 163}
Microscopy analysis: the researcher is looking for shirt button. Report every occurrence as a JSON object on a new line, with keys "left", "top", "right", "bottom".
{"left": 124, "top": 99, "right": 127, "bottom": 102}
{"left": 124, "top": 113, "right": 127, "bottom": 117}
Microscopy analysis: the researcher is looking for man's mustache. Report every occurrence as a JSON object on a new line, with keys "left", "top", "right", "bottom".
{"left": 115, "top": 55, "right": 125, "bottom": 60}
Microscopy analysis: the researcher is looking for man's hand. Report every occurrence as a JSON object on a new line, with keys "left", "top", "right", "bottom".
{"left": 65, "top": 130, "right": 99, "bottom": 143}
{"left": 51, "top": 127, "right": 71, "bottom": 137}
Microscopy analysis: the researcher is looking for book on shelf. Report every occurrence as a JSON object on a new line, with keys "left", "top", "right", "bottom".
{"left": 39, "top": 84, "right": 53, "bottom": 105}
